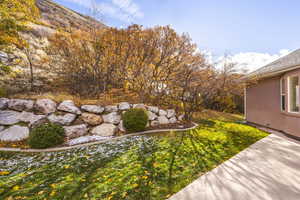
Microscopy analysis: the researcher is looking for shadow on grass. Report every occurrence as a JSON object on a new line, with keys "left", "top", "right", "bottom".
{"left": 0, "top": 120, "right": 268, "bottom": 200}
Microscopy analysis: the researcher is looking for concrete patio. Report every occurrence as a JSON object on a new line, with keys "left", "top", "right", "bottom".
{"left": 169, "top": 132, "right": 300, "bottom": 200}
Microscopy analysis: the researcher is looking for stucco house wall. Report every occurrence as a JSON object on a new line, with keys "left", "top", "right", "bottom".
{"left": 246, "top": 68, "right": 300, "bottom": 138}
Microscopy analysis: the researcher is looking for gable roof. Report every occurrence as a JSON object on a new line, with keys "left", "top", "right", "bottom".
{"left": 246, "top": 49, "right": 300, "bottom": 79}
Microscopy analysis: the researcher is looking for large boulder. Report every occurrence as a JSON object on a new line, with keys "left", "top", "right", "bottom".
{"left": 47, "top": 113, "right": 76, "bottom": 125}
{"left": 118, "top": 120, "right": 125, "bottom": 132}
{"left": 167, "top": 109, "right": 176, "bottom": 118}
{"left": 169, "top": 117, "right": 177, "bottom": 124}
{"left": 159, "top": 109, "right": 167, "bottom": 116}
{"left": 178, "top": 114, "right": 185, "bottom": 121}
{"left": 81, "top": 105, "right": 104, "bottom": 114}
{"left": 102, "top": 112, "right": 121, "bottom": 125}
{"left": 64, "top": 124, "right": 88, "bottom": 139}
{"left": 91, "top": 123, "right": 117, "bottom": 136}
{"left": 158, "top": 116, "right": 169, "bottom": 125}
{"left": 18, "top": 111, "right": 46, "bottom": 126}
{"left": 35, "top": 99, "right": 57, "bottom": 114}
{"left": 0, "top": 125, "right": 29, "bottom": 142}
{"left": 133, "top": 104, "right": 146, "bottom": 110}
{"left": 105, "top": 105, "right": 118, "bottom": 112}
{"left": 118, "top": 102, "right": 131, "bottom": 110}
{"left": 147, "top": 111, "right": 157, "bottom": 121}
{"left": 57, "top": 100, "right": 81, "bottom": 115}
{"left": 67, "top": 135, "right": 111, "bottom": 146}
{"left": 0, "top": 110, "right": 20, "bottom": 125}
{"left": 151, "top": 120, "right": 159, "bottom": 127}
{"left": 0, "top": 98, "right": 9, "bottom": 110}
{"left": 81, "top": 113, "right": 103, "bottom": 126}
{"left": 8, "top": 99, "right": 34, "bottom": 111}
{"left": 148, "top": 106, "right": 159, "bottom": 114}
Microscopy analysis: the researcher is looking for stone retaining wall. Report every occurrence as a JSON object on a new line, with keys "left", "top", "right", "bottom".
{"left": 0, "top": 98, "right": 184, "bottom": 146}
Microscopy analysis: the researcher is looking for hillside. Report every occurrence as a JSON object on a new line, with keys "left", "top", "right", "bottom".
{"left": 0, "top": 0, "right": 105, "bottom": 94}
{"left": 36, "top": 0, "right": 105, "bottom": 31}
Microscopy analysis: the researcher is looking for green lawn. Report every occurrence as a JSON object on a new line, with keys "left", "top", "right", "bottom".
{"left": 0, "top": 120, "right": 268, "bottom": 200}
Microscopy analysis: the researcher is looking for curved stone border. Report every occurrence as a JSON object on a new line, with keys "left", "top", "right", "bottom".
{"left": 0, "top": 122, "right": 198, "bottom": 153}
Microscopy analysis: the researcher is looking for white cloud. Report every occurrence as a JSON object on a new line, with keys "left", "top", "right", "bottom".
{"left": 62, "top": 0, "right": 143, "bottom": 23}
{"left": 62, "top": 0, "right": 91, "bottom": 7}
{"left": 112, "top": 0, "right": 144, "bottom": 18}
{"left": 202, "top": 49, "right": 292, "bottom": 73}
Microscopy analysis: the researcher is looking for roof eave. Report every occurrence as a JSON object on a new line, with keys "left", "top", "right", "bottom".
{"left": 243, "top": 64, "right": 300, "bottom": 81}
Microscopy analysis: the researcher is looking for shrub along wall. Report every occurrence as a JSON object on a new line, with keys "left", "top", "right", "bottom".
{"left": 0, "top": 98, "right": 184, "bottom": 147}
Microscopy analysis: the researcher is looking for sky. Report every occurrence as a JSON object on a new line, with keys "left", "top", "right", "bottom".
{"left": 54, "top": 0, "right": 300, "bottom": 72}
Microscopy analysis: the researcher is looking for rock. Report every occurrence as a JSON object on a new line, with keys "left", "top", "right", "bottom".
{"left": 0, "top": 110, "right": 20, "bottom": 125}
{"left": 178, "top": 114, "right": 185, "bottom": 121}
{"left": 148, "top": 106, "right": 159, "bottom": 114}
{"left": 0, "top": 51, "right": 8, "bottom": 62}
{"left": 167, "top": 109, "right": 176, "bottom": 118}
{"left": 30, "top": 118, "right": 50, "bottom": 129}
{"left": 147, "top": 111, "right": 157, "bottom": 121}
{"left": 8, "top": 99, "right": 34, "bottom": 111}
{"left": 103, "top": 112, "right": 121, "bottom": 125}
{"left": 118, "top": 102, "right": 131, "bottom": 110}
{"left": 105, "top": 105, "right": 118, "bottom": 112}
{"left": 81, "top": 113, "right": 103, "bottom": 125}
{"left": 158, "top": 116, "right": 169, "bottom": 124}
{"left": 133, "top": 104, "right": 146, "bottom": 110}
{"left": 35, "top": 99, "right": 57, "bottom": 114}
{"left": 0, "top": 126, "right": 4, "bottom": 132}
{"left": 0, "top": 125, "right": 29, "bottom": 142}
{"left": 57, "top": 100, "right": 81, "bottom": 115}
{"left": 0, "top": 98, "right": 9, "bottom": 110}
{"left": 18, "top": 111, "right": 46, "bottom": 126}
{"left": 81, "top": 105, "right": 104, "bottom": 114}
{"left": 169, "top": 117, "right": 177, "bottom": 124}
{"left": 91, "top": 123, "right": 117, "bottom": 136}
{"left": 64, "top": 124, "right": 88, "bottom": 139}
{"left": 67, "top": 135, "right": 112, "bottom": 146}
{"left": 159, "top": 109, "right": 167, "bottom": 116}
{"left": 151, "top": 120, "right": 159, "bottom": 127}
{"left": 47, "top": 113, "right": 76, "bottom": 125}
{"left": 118, "top": 120, "right": 125, "bottom": 132}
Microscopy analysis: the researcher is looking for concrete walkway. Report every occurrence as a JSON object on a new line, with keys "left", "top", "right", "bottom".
{"left": 169, "top": 133, "right": 300, "bottom": 200}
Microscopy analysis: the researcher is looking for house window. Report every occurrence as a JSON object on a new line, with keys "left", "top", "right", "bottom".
{"left": 280, "top": 78, "right": 286, "bottom": 111}
{"left": 288, "top": 76, "right": 299, "bottom": 112}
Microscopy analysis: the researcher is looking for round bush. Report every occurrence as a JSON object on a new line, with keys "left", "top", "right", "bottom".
{"left": 123, "top": 108, "right": 148, "bottom": 133}
{"left": 27, "top": 123, "right": 65, "bottom": 149}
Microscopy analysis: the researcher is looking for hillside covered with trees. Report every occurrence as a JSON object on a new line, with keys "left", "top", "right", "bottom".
{"left": 0, "top": 0, "right": 246, "bottom": 118}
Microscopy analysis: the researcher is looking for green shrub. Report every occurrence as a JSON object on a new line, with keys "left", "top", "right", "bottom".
{"left": 123, "top": 108, "right": 148, "bottom": 133}
{"left": 28, "top": 123, "right": 65, "bottom": 149}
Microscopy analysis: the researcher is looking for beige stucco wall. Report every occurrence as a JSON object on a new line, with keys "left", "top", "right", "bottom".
{"left": 246, "top": 68, "right": 300, "bottom": 138}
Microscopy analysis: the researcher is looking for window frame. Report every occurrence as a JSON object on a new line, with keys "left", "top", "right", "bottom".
{"left": 287, "top": 75, "right": 300, "bottom": 113}
{"left": 280, "top": 78, "right": 286, "bottom": 112}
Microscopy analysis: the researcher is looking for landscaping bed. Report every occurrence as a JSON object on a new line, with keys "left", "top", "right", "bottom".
{"left": 0, "top": 98, "right": 189, "bottom": 149}
{"left": 0, "top": 120, "right": 268, "bottom": 200}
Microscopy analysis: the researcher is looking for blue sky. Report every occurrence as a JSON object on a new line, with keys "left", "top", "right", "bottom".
{"left": 54, "top": 0, "right": 300, "bottom": 71}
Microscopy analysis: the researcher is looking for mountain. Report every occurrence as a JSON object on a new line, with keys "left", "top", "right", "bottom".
{"left": 0, "top": 0, "right": 106, "bottom": 93}
{"left": 36, "top": 0, "right": 105, "bottom": 31}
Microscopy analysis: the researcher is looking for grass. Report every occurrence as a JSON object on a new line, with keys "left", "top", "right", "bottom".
{"left": 0, "top": 117, "right": 268, "bottom": 200}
